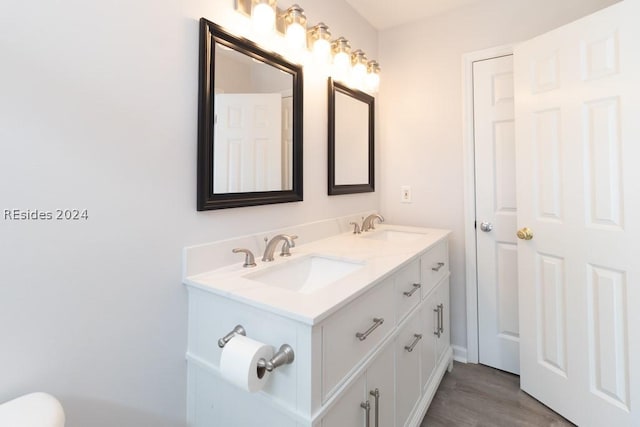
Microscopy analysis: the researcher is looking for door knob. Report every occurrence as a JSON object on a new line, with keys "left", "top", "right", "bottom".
{"left": 480, "top": 222, "right": 493, "bottom": 232}
{"left": 517, "top": 227, "right": 534, "bottom": 240}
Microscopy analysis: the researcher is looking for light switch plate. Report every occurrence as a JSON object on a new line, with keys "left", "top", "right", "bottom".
{"left": 401, "top": 186, "right": 412, "bottom": 203}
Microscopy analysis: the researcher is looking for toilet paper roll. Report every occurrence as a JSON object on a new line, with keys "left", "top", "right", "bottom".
{"left": 219, "top": 335, "right": 274, "bottom": 392}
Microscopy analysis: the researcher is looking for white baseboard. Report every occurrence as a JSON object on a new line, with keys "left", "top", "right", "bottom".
{"left": 452, "top": 345, "right": 468, "bottom": 363}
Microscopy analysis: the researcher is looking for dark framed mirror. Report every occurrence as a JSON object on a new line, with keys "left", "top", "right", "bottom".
{"left": 328, "top": 78, "right": 374, "bottom": 195}
{"left": 197, "top": 18, "right": 303, "bottom": 210}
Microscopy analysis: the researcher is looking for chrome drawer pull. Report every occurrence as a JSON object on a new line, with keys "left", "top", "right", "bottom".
{"left": 356, "top": 318, "right": 384, "bottom": 341}
{"left": 404, "top": 334, "right": 423, "bottom": 352}
{"left": 361, "top": 400, "right": 371, "bottom": 427}
{"left": 431, "top": 262, "right": 445, "bottom": 272}
{"left": 433, "top": 307, "right": 441, "bottom": 338}
{"left": 403, "top": 283, "right": 421, "bottom": 297}
{"left": 438, "top": 303, "right": 444, "bottom": 334}
{"left": 369, "top": 389, "right": 380, "bottom": 427}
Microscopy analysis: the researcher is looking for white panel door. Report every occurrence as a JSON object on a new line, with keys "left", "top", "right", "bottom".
{"left": 515, "top": 2, "right": 640, "bottom": 425}
{"left": 474, "top": 55, "right": 520, "bottom": 374}
{"left": 213, "top": 93, "right": 281, "bottom": 193}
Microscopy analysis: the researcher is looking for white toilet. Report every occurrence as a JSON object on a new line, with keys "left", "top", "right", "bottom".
{"left": 0, "top": 393, "right": 65, "bottom": 427}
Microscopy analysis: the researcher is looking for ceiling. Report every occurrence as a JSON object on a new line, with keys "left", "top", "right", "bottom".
{"left": 345, "top": 0, "right": 485, "bottom": 30}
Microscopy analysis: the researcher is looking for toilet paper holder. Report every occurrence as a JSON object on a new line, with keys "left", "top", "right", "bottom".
{"left": 218, "top": 325, "right": 246, "bottom": 348}
{"left": 218, "top": 325, "right": 295, "bottom": 372}
{"left": 257, "top": 344, "right": 295, "bottom": 372}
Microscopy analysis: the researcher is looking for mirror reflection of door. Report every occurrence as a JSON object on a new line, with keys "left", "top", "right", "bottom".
{"left": 214, "top": 94, "right": 281, "bottom": 193}
{"left": 281, "top": 94, "right": 293, "bottom": 190}
{"left": 213, "top": 42, "right": 293, "bottom": 194}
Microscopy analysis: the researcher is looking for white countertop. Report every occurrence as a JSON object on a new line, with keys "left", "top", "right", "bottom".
{"left": 184, "top": 225, "right": 450, "bottom": 325}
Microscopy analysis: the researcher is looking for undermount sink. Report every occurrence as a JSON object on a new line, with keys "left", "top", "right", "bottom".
{"left": 244, "top": 255, "right": 364, "bottom": 294}
{"left": 361, "top": 229, "right": 426, "bottom": 242}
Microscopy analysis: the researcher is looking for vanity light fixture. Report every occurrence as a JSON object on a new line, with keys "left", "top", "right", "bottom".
{"left": 251, "top": 0, "right": 277, "bottom": 36}
{"left": 350, "top": 49, "right": 368, "bottom": 90}
{"left": 366, "top": 60, "right": 381, "bottom": 93}
{"left": 232, "top": 0, "right": 381, "bottom": 93}
{"left": 331, "top": 37, "right": 352, "bottom": 83}
{"left": 283, "top": 4, "right": 307, "bottom": 52}
{"left": 308, "top": 23, "right": 332, "bottom": 66}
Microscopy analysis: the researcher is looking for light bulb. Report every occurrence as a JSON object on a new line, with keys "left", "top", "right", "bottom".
{"left": 350, "top": 50, "right": 367, "bottom": 90}
{"left": 286, "top": 22, "right": 306, "bottom": 51}
{"left": 313, "top": 38, "right": 331, "bottom": 64}
{"left": 366, "top": 60, "right": 381, "bottom": 93}
{"left": 252, "top": 2, "right": 276, "bottom": 36}
{"left": 332, "top": 51, "right": 351, "bottom": 82}
{"left": 283, "top": 4, "right": 307, "bottom": 57}
{"left": 309, "top": 23, "right": 332, "bottom": 67}
{"left": 331, "top": 37, "right": 351, "bottom": 83}
{"left": 366, "top": 72, "right": 380, "bottom": 92}
{"left": 352, "top": 63, "right": 367, "bottom": 89}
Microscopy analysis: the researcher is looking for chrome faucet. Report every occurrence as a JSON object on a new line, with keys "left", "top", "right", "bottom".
{"left": 362, "top": 214, "right": 384, "bottom": 232}
{"left": 262, "top": 234, "right": 298, "bottom": 262}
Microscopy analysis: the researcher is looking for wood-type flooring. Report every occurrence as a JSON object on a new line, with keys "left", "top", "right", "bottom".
{"left": 421, "top": 362, "right": 574, "bottom": 426}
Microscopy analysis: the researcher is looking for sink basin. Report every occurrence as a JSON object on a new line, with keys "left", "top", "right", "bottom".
{"left": 244, "top": 256, "right": 364, "bottom": 294}
{"left": 361, "top": 229, "right": 426, "bottom": 242}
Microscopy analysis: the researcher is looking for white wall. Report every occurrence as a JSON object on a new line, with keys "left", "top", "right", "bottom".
{"left": 377, "top": 0, "right": 620, "bottom": 353}
{"left": 0, "top": 0, "right": 377, "bottom": 425}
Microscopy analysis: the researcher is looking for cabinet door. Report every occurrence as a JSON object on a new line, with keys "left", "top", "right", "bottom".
{"left": 321, "top": 374, "right": 367, "bottom": 427}
{"left": 366, "top": 344, "right": 395, "bottom": 427}
{"left": 321, "top": 346, "right": 395, "bottom": 427}
{"left": 395, "top": 310, "right": 422, "bottom": 427}
{"left": 420, "top": 294, "right": 438, "bottom": 390}
{"left": 435, "top": 280, "right": 450, "bottom": 363}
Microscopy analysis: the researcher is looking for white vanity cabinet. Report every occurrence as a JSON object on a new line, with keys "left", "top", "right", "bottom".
{"left": 184, "top": 227, "right": 452, "bottom": 427}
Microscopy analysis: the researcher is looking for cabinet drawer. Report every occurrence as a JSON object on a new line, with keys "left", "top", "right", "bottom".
{"left": 394, "top": 259, "right": 422, "bottom": 323}
{"left": 421, "top": 240, "right": 449, "bottom": 298}
{"left": 321, "top": 277, "right": 395, "bottom": 399}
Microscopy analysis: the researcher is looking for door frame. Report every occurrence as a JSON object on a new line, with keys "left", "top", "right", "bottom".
{"left": 461, "top": 43, "right": 515, "bottom": 364}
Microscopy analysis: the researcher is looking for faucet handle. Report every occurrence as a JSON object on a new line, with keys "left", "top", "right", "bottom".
{"left": 350, "top": 222, "right": 362, "bottom": 234}
{"left": 280, "top": 235, "right": 298, "bottom": 257}
{"left": 232, "top": 248, "right": 257, "bottom": 268}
